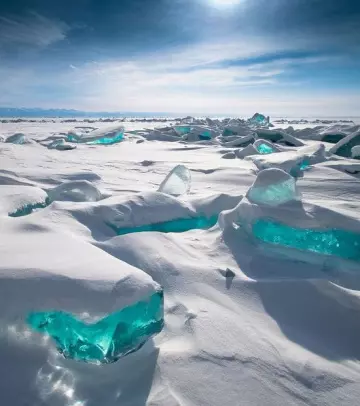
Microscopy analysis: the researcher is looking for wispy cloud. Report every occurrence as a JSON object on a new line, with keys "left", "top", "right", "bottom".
{"left": 0, "top": 11, "right": 69, "bottom": 47}
{"left": 58, "top": 38, "right": 336, "bottom": 113}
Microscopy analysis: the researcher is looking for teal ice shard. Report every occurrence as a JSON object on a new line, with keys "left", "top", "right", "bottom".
{"left": 247, "top": 168, "right": 299, "bottom": 207}
{"left": 67, "top": 125, "right": 124, "bottom": 145}
{"left": 158, "top": 165, "right": 191, "bottom": 196}
{"left": 27, "top": 290, "right": 164, "bottom": 364}
{"left": 248, "top": 113, "right": 270, "bottom": 127}
{"left": 175, "top": 125, "right": 213, "bottom": 140}
{"left": 174, "top": 125, "right": 192, "bottom": 136}
{"left": 252, "top": 219, "right": 360, "bottom": 261}
{"left": 256, "top": 143, "right": 274, "bottom": 154}
{"left": 9, "top": 198, "right": 50, "bottom": 217}
{"left": 109, "top": 214, "right": 218, "bottom": 235}
{"left": 1, "top": 185, "right": 50, "bottom": 217}
{"left": 6, "top": 133, "right": 29, "bottom": 144}
{"left": 253, "top": 139, "right": 279, "bottom": 155}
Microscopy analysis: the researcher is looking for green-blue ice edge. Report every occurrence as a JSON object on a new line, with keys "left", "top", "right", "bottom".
{"left": 108, "top": 214, "right": 219, "bottom": 235}
{"left": 252, "top": 218, "right": 360, "bottom": 261}
{"left": 290, "top": 158, "right": 311, "bottom": 177}
{"left": 9, "top": 197, "right": 50, "bottom": 217}
{"left": 256, "top": 143, "right": 274, "bottom": 154}
{"left": 67, "top": 132, "right": 124, "bottom": 145}
{"left": 27, "top": 290, "right": 164, "bottom": 364}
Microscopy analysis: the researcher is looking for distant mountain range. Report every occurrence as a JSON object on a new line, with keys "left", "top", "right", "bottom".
{"left": 0, "top": 107, "right": 174, "bottom": 118}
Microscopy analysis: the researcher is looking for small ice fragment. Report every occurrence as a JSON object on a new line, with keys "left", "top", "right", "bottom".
{"left": 248, "top": 113, "right": 270, "bottom": 127}
{"left": 158, "top": 165, "right": 191, "bottom": 196}
{"left": 27, "top": 290, "right": 164, "bottom": 364}
{"left": 247, "top": 168, "right": 300, "bottom": 207}
{"left": 48, "top": 180, "right": 103, "bottom": 202}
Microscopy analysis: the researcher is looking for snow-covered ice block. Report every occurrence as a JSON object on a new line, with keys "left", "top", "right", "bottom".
{"left": 246, "top": 168, "right": 300, "bottom": 207}
{"left": 221, "top": 134, "right": 255, "bottom": 148}
{"left": 47, "top": 139, "right": 77, "bottom": 150}
{"left": 68, "top": 125, "right": 124, "bottom": 145}
{"left": 235, "top": 144, "right": 259, "bottom": 158}
{"left": 5, "top": 133, "right": 31, "bottom": 144}
{"left": 351, "top": 146, "right": 360, "bottom": 159}
{"left": 248, "top": 143, "right": 326, "bottom": 176}
{"left": 48, "top": 180, "right": 103, "bottom": 202}
{"left": 158, "top": 165, "right": 191, "bottom": 196}
{"left": 330, "top": 130, "right": 360, "bottom": 158}
{"left": 0, "top": 185, "right": 49, "bottom": 217}
{"left": 222, "top": 122, "right": 254, "bottom": 137}
{"left": 255, "top": 129, "right": 304, "bottom": 147}
{"left": 27, "top": 289, "right": 164, "bottom": 364}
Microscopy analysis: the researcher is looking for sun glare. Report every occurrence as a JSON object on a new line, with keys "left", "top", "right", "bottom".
{"left": 209, "top": 0, "right": 242, "bottom": 8}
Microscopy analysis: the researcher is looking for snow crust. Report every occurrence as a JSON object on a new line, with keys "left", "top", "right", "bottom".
{"left": 1, "top": 116, "right": 360, "bottom": 406}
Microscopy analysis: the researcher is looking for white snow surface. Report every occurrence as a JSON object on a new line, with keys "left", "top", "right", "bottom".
{"left": 1, "top": 118, "right": 360, "bottom": 406}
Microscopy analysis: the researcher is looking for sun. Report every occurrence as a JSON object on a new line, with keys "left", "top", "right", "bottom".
{"left": 209, "top": 0, "right": 242, "bottom": 7}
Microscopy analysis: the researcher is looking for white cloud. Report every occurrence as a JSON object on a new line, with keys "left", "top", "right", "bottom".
{"left": 0, "top": 11, "right": 69, "bottom": 47}
{"left": 60, "top": 38, "right": 337, "bottom": 114}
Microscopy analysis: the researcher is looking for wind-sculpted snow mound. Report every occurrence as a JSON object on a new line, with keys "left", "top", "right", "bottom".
{"left": 0, "top": 185, "right": 49, "bottom": 217}
{"left": 247, "top": 143, "right": 326, "bottom": 176}
{"left": 2, "top": 117, "right": 360, "bottom": 406}
{"left": 220, "top": 168, "right": 360, "bottom": 264}
{"left": 48, "top": 190, "right": 241, "bottom": 240}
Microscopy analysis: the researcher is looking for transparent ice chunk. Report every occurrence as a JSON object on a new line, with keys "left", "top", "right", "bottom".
{"left": 158, "top": 165, "right": 191, "bottom": 196}
{"left": 27, "top": 290, "right": 164, "bottom": 364}
{"left": 253, "top": 139, "right": 279, "bottom": 155}
{"left": 48, "top": 180, "right": 103, "bottom": 202}
{"left": 6, "top": 133, "right": 27, "bottom": 144}
{"left": 256, "top": 143, "right": 274, "bottom": 154}
{"left": 247, "top": 168, "right": 299, "bottom": 207}
{"left": 252, "top": 218, "right": 360, "bottom": 261}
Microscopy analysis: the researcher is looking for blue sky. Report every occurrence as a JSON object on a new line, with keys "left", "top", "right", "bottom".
{"left": 0, "top": 0, "right": 359, "bottom": 116}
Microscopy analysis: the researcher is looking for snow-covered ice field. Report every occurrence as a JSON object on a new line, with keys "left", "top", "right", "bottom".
{"left": 1, "top": 116, "right": 360, "bottom": 406}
